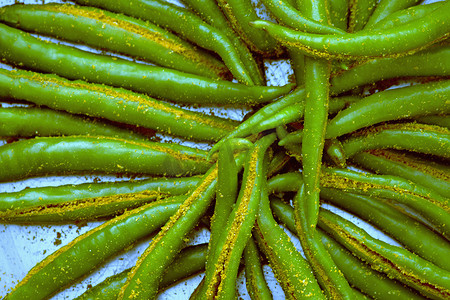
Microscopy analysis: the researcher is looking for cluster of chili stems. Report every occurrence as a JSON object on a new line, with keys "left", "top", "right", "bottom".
{"left": 0, "top": 0, "right": 449, "bottom": 299}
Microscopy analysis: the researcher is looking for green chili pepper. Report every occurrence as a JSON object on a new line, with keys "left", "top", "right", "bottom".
{"left": 324, "top": 139, "right": 347, "bottom": 168}
{"left": 267, "top": 150, "right": 291, "bottom": 177}
{"left": 370, "top": 1, "right": 445, "bottom": 31}
{"left": 341, "top": 123, "right": 450, "bottom": 159}
{"left": 216, "top": 0, "right": 281, "bottom": 55}
{"left": 348, "top": 0, "right": 378, "bottom": 32}
{"left": 294, "top": 184, "right": 354, "bottom": 300}
{"left": 268, "top": 170, "right": 449, "bottom": 246}
{"left": 199, "top": 134, "right": 276, "bottom": 299}
{"left": 251, "top": 3, "right": 450, "bottom": 59}
{"left": 328, "top": 0, "right": 349, "bottom": 31}
{"left": 0, "top": 176, "right": 200, "bottom": 222}
{"left": 270, "top": 198, "right": 423, "bottom": 300}
{"left": 0, "top": 136, "right": 211, "bottom": 182}
{"left": 326, "top": 80, "right": 450, "bottom": 139}
{"left": 118, "top": 164, "right": 218, "bottom": 299}
{"left": 294, "top": 1, "right": 353, "bottom": 296}
{"left": 260, "top": 0, "right": 345, "bottom": 34}
{"left": 276, "top": 125, "right": 303, "bottom": 159}
{"left": 211, "top": 90, "right": 359, "bottom": 156}
{"left": 254, "top": 191, "right": 325, "bottom": 298}
{"left": 208, "top": 88, "right": 305, "bottom": 156}
{"left": 320, "top": 187, "right": 450, "bottom": 272}
{"left": 415, "top": 114, "right": 450, "bottom": 129}
{"left": 75, "top": 243, "right": 208, "bottom": 300}
{"left": 364, "top": 0, "right": 423, "bottom": 29}
{"left": 0, "top": 68, "right": 238, "bottom": 142}
{"left": 181, "top": 0, "right": 265, "bottom": 85}
{"left": 268, "top": 172, "right": 449, "bottom": 269}
{"left": 321, "top": 167, "right": 450, "bottom": 238}
{"left": 329, "top": 45, "right": 450, "bottom": 95}
{"left": 0, "top": 23, "right": 293, "bottom": 105}
{"left": 196, "top": 141, "right": 248, "bottom": 298}
{"left": 277, "top": 95, "right": 362, "bottom": 146}
{"left": 0, "top": 3, "right": 230, "bottom": 80}
{"left": 243, "top": 237, "right": 273, "bottom": 300}
{"left": 318, "top": 208, "right": 450, "bottom": 299}
{"left": 207, "top": 140, "right": 245, "bottom": 265}
{"left": 351, "top": 149, "right": 450, "bottom": 197}
{"left": 267, "top": 171, "right": 304, "bottom": 193}
{"left": 72, "top": 0, "right": 257, "bottom": 85}
{"left": 318, "top": 230, "right": 423, "bottom": 299}
{"left": 300, "top": 0, "right": 331, "bottom": 229}
{"left": 0, "top": 106, "right": 145, "bottom": 140}
{"left": 4, "top": 197, "right": 185, "bottom": 300}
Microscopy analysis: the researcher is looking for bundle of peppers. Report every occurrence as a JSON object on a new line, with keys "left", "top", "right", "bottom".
{"left": 0, "top": 0, "right": 449, "bottom": 299}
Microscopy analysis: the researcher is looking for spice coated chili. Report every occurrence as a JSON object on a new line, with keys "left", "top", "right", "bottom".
{"left": 0, "top": 0, "right": 449, "bottom": 299}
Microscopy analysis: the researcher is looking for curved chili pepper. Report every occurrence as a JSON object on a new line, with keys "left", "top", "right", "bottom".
{"left": 330, "top": 45, "right": 450, "bottom": 95}
{"left": 75, "top": 243, "right": 208, "bottom": 300}
{"left": 210, "top": 90, "right": 359, "bottom": 156}
{"left": 181, "top": 0, "right": 265, "bottom": 85}
{"left": 371, "top": 1, "right": 444, "bottom": 31}
{"left": 243, "top": 237, "right": 273, "bottom": 300}
{"left": 326, "top": 80, "right": 450, "bottom": 139}
{"left": 318, "top": 208, "right": 450, "bottom": 299}
{"left": 118, "top": 164, "right": 219, "bottom": 299}
{"left": 260, "top": 0, "right": 345, "bottom": 34}
{"left": 208, "top": 88, "right": 306, "bottom": 156}
{"left": 215, "top": 0, "right": 281, "bottom": 55}
{"left": 415, "top": 114, "right": 450, "bottom": 129}
{"left": 270, "top": 198, "right": 423, "bottom": 300}
{"left": 320, "top": 187, "right": 450, "bottom": 272}
{"left": 251, "top": 4, "right": 450, "bottom": 59}
{"left": 254, "top": 191, "right": 325, "bottom": 298}
{"left": 0, "top": 3, "right": 230, "bottom": 80}
{"left": 268, "top": 170, "right": 449, "bottom": 241}
{"left": 268, "top": 172, "right": 450, "bottom": 270}
{"left": 276, "top": 125, "right": 303, "bottom": 159}
{"left": 0, "top": 23, "right": 294, "bottom": 105}
{"left": 206, "top": 140, "right": 247, "bottom": 264}
{"left": 277, "top": 95, "right": 362, "bottom": 146}
{"left": 321, "top": 167, "right": 450, "bottom": 238}
{"left": 364, "top": 0, "right": 423, "bottom": 29}
{"left": 194, "top": 140, "right": 246, "bottom": 298}
{"left": 0, "top": 68, "right": 238, "bottom": 142}
{"left": 341, "top": 123, "right": 450, "bottom": 159}
{"left": 198, "top": 134, "right": 276, "bottom": 299}
{"left": 318, "top": 230, "right": 423, "bottom": 299}
{"left": 294, "top": 1, "right": 353, "bottom": 297}
{"left": 0, "top": 176, "right": 201, "bottom": 222}
{"left": 4, "top": 197, "right": 185, "bottom": 300}
{"left": 300, "top": 0, "right": 331, "bottom": 231}
{"left": 294, "top": 184, "right": 354, "bottom": 300}
{"left": 351, "top": 149, "right": 450, "bottom": 197}
{"left": 0, "top": 136, "right": 212, "bottom": 181}
{"left": 71, "top": 0, "right": 257, "bottom": 85}
{"left": 0, "top": 106, "right": 145, "bottom": 140}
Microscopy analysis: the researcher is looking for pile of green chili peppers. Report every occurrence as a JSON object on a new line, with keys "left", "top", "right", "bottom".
{"left": 0, "top": 0, "right": 449, "bottom": 299}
